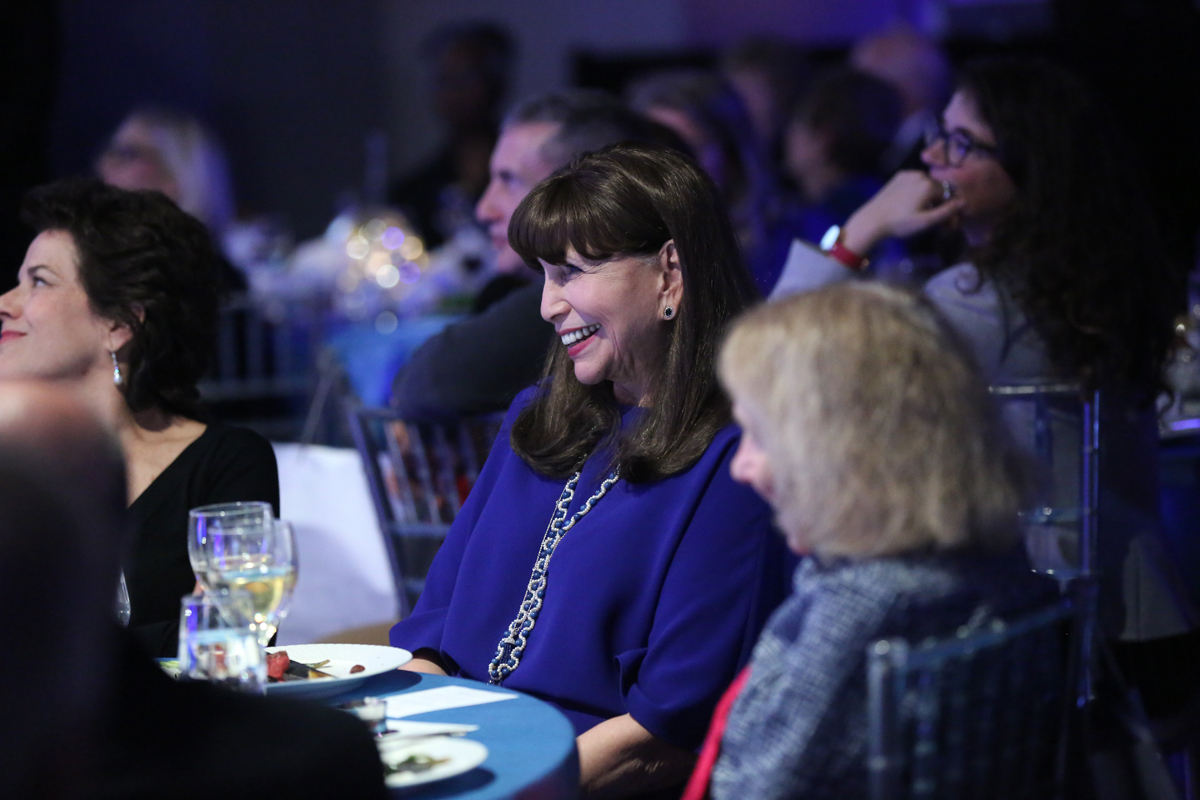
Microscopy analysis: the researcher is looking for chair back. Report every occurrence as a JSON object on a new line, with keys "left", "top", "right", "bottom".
{"left": 348, "top": 406, "right": 503, "bottom": 616}
{"left": 988, "top": 382, "right": 1100, "bottom": 580}
{"left": 991, "top": 382, "right": 1101, "bottom": 702}
{"left": 867, "top": 599, "right": 1076, "bottom": 800}
{"left": 199, "top": 293, "right": 325, "bottom": 440}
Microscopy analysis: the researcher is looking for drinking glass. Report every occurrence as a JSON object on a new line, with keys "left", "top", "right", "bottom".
{"left": 178, "top": 591, "right": 265, "bottom": 693}
{"left": 268, "top": 520, "right": 299, "bottom": 640}
{"left": 115, "top": 571, "right": 131, "bottom": 626}
{"left": 204, "top": 517, "right": 298, "bottom": 647}
{"left": 188, "top": 501, "right": 273, "bottom": 593}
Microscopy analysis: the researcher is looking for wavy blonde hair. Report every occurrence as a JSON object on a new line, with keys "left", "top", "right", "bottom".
{"left": 720, "top": 283, "right": 1027, "bottom": 558}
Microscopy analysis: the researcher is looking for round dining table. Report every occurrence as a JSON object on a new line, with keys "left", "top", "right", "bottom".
{"left": 327, "top": 670, "right": 580, "bottom": 799}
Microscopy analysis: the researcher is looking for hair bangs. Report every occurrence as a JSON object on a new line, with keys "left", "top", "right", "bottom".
{"left": 509, "top": 158, "right": 669, "bottom": 273}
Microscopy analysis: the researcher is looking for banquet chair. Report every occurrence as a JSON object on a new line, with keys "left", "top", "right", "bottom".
{"left": 348, "top": 406, "right": 503, "bottom": 616}
{"left": 867, "top": 598, "right": 1078, "bottom": 800}
{"left": 990, "top": 382, "right": 1100, "bottom": 701}
{"left": 199, "top": 293, "right": 324, "bottom": 441}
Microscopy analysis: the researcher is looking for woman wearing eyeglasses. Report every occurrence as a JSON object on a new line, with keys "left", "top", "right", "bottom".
{"left": 772, "top": 56, "right": 1196, "bottom": 714}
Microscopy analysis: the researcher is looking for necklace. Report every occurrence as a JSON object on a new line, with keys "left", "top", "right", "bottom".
{"left": 487, "top": 467, "right": 620, "bottom": 685}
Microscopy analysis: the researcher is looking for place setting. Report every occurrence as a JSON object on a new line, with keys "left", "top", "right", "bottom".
{"left": 163, "top": 499, "right": 509, "bottom": 789}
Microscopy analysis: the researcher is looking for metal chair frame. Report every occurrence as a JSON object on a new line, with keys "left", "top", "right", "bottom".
{"left": 867, "top": 598, "right": 1079, "bottom": 800}
{"left": 990, "top": 382, "right": 1101, "bottom": 704}
{"left": 348, "top": 406, "right": 502, "bottom": 617}
{"left": 199, "top": 293, "right": 326, "bottom": 440}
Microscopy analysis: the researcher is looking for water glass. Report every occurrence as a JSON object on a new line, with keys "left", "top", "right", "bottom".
{"left": 188, "top": 501, "right": 273, "bottom": 592}
{"left": 178, "top": 591, "right": 266, "bottom": 694}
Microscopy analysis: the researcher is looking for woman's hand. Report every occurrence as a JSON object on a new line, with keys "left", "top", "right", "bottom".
{"left": 841, "top": 170, "right": 965, "bottom": 255}
{"left": 401, "top": 648, "right": 449, "bottom": 676}
{"left": 576, "top": 713, "right": 696, "bottom": 798}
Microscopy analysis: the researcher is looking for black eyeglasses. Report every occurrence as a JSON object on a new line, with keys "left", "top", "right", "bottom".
{"left": 923, "top": 122, "right": 999, "bottom": 167}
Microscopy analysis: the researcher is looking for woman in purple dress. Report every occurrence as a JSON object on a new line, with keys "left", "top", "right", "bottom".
{"left": 390, "top": 142, "right": 790, "bottom": 796}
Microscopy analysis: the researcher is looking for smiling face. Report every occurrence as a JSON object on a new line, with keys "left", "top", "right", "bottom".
{"left": 921, "top": 91, "right": 1017, "bottom": 244}
{"left": 475, "top": 121, "right": 561, "bottom": 273}
{"left": 540, "top": 245, "right": 681, "bottom": 406}
{"left": 0, "top": 231, "right": 127, "bottom": 383}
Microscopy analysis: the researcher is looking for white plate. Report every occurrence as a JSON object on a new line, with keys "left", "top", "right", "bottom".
{"left": 378, "top": 736, "right": 489, "bottom": 788}
{"left": 265, "top": 643, "right": 411, "bottom": 698}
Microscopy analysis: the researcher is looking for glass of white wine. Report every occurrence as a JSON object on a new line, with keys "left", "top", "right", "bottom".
{"left": 204, "top": 518, "right": 297, "bottom": 647}
{"left": 188, "top": 501, "right": 274, "bottom": 593}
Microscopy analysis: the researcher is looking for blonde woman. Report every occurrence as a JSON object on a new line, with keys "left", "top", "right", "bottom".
{"left": 694, "top": 283, "right": 1056, "bottom": 800}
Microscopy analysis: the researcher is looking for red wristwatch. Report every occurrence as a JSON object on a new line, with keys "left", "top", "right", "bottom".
{"left": 819, "top": 225, "right": 869, "bottom": 272}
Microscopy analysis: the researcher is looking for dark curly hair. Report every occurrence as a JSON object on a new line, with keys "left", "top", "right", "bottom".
{"left": 508, "top": 142, "right": 758, "bottom": 482}
{"left": 21, "top": 179, "right": 220, "bottom": 418}
{"left": 960, "top": 57, "right": 1184, "bottom": 398}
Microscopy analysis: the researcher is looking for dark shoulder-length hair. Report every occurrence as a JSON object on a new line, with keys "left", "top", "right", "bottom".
{"left": 508, "top": 142, "right": 759, "bottom": 482}
{"left": 961, "top": 57, "right": 1184, "bottom": 398}
{"left": 21, "top": 179, "right": 220, "bottom": 418}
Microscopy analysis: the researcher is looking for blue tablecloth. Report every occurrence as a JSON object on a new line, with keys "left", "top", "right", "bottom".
{"left": 328, "top": 671, "right": 579, "bottom": 800}
{"left": 326, "top": 315, "right": 464, "bottom": 407}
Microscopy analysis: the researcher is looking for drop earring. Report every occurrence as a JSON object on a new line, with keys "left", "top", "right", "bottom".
{"left": 663, "top": 306, "right": 675, "bottom": 320}
{"left": 111, "top": 351, "right": 123, "bottom": 386}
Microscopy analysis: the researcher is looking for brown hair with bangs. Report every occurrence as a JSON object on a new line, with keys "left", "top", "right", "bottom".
{"left": 508, "top": 142, "right": 759, "bottom": 482}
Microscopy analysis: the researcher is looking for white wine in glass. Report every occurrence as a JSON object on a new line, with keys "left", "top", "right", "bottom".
{"left": 205, "top": 519, "right": 297, "bottom": 647}
{"left": 188, "top": 501, "right": 273, "bottom": 594}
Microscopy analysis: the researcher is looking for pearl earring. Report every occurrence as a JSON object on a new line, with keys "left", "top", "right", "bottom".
{"left": 663, "top": 306, "right": 675, "bottom": 320}
{"left": 111, "top": 351, "right": 123, "bottom": 386}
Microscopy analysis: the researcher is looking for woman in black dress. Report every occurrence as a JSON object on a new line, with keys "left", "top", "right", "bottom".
{"left": 0, "top": 178, "right": 277, "bottom": 655}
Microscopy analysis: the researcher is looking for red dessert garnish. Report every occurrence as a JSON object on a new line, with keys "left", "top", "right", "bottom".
{"left": 267, "top": 651, "right": 290, "bottom": 681}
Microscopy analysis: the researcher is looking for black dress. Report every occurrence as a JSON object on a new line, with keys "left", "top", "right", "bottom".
{"left": 126, "top": 422, "right": 279, "bottom": 656}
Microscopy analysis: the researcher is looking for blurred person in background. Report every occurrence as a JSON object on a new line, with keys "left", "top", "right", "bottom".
{"left": 96, "top": 107, "right": 247, "bottom": 290}
{"left": 773, "top": 57, "right": 1197, "bottom": 715}
{"left": 388, "top": 22, "right": 514, "bottom": 251}
{"left": 719, "top": 37, "right": 812, "bottom": 169}
{"left": 0, "top": 381, "right": 387, "bottom": 799}
{"left": 628, "top": 70, "right": 795, "bottom": 293}
{"left": 0, "top": 179, "right": 277, "bottom": 657}
{"left": 850, "top": 25, "right": 953, "bottom": 174}
{"left": 688, "top": 283, "right": 1056, "bottom": 800}
{"left": 783, "top": 68, "right": 902, "bottom": 248}
{"left": 392, "top": 89, "right": 675, "bottom": 421}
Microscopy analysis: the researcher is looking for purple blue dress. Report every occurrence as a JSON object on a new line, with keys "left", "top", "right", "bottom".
{"left": 390, "top": 387, "right": 790, "bottom": 748}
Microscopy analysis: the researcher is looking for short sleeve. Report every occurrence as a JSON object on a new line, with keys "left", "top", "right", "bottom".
{"left": 623, "top": 436, "right": 787, "bottom": 750}
{"left": 389, "top": 389, "right": 532, "bottom": 659}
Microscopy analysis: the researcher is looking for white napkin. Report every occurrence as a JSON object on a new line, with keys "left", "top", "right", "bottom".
{"left": 383, "top": 720, "right": 479, "bottom": 738}
{"left": 385, "top": 686, "right": 518, "bottom": 719}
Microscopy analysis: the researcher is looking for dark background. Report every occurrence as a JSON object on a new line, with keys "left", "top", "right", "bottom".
{"left": 2, "top": 0, "right": 1197, "bottom": 285}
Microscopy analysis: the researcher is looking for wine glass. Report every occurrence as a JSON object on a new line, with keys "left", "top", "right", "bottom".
{"left": 269, "top": 520, "right": 299, "bottom": 640}
{"left": 204, "top": 517, "right": 298, "bottom": 647}
{"left": 188, "top": 501, "right": 273, "bottom": 593}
